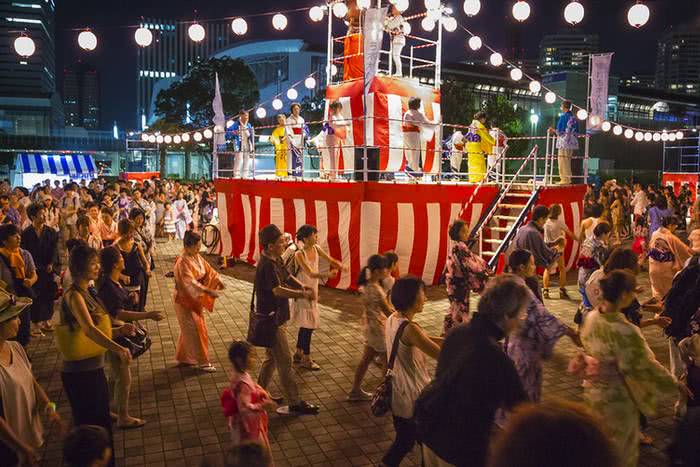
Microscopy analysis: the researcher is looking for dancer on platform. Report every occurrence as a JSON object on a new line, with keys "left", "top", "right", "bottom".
{"left": 402, "top": 97, "right": 436, "bottom": 177}
{"left": 325, "top": 101, "right": 350, "bottom": 179}
{"left": 385, "top": 5, "right": 406, "bottom": 77}
{"left": 465, "top": 111, "right": 495, "bottom": 183}
{"left": 270, "top": 114, "right": 290, "bottom": 178}
{"left": 549, "top": 100, "right": 578, "bottom": 185}
{"left": 287, "top": 103, "right": 307, "bottom": 177}
{"left": 449, "top": 131, "right": 465, "bottom": 176}
{"left": 230, "top": 110, "right": 255, "bottom": 179}
{"left": 291, "top": 225, "right": 342, "bottom": 371}
{"left": 173, "top": 231, "right": 224, "bottom": 372}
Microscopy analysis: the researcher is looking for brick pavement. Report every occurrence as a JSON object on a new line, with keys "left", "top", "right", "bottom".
{"left": 28, "top": 239, "right": 676, "bottom": 467}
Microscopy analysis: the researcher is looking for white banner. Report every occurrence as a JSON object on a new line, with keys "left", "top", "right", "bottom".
{"left": 363, "top": 7, "right": 387, "bottom": 91}
{"left": 212, "top": 72, "right": 226, "bottom": 176}
{"left": 589, "top": 53, "right": 613, "bottom": 131}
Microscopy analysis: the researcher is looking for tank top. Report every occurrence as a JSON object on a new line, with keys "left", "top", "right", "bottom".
{"left": 585, "top": 218, "right": 600, "bottom": 240}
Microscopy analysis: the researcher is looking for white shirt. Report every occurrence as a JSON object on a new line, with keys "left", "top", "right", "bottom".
{"left": 450, "top": 131, "right": 464, "bottom": 152}
{"left": 631, "top": 190, "right": 649, "bottom": 216}
{"left": 287, "top": 114, "right": 306, "bottom": 146}
{"left": 385, "top": 15, "right": 406, "bottom": 45}
{"left": 544, "top": 217, "right": 567, "bottom": 244}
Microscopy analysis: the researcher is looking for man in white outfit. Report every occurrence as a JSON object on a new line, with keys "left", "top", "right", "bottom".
{"left": 402, "top": 97, "right": 436, "bottom": 175}
{"left": 230, "top": 110, "right": 255, "bottom": 178}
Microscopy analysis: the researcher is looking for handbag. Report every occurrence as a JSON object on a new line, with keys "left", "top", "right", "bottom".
{"left": 246, "top": 283, "right": 278, "bottom": 348}
{"left": 55, "top": 290, "right": 113, "bottom": 361}
{"left": 113, "top": 322, "right": 151, "bottom": 359}
{"left": 371, "top": 320, "right": 410, "bottom": 417}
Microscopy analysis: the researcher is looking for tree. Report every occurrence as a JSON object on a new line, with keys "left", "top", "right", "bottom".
{"left": 483, "top": 94, "right": 528, "bottom": 157}
{"left": 441, "top": 80, "right": 478, "bottom": 128}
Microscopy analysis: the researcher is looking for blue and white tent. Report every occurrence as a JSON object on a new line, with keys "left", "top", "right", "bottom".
{"left": 16, "top": 153, "right": 96, "bottom": 176}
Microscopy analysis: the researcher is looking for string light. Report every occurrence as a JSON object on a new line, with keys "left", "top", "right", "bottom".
{"left": 148, "top": 135, "right": 156, "bottom": 143}
{"left": 14, "top": 35, "right": 35, "bottom": 57}
{"left": 134, "top": 27, "right": 153, "bottom": 47}
{"left": 634, "top": 131, "right": 643, "bottom": 141}
{"left": 512, "top": 1, "right": 531, "bottom": 22}
{"left": 627, "top": 2, "right": 650, "bottom": 28}
{"left": 661, "top": 132, "right": 669, "bottom": 142}
{"left": 272, "top": 13, "right": 288, "bottom": 31}
{"left": 463, "top": 0, "right": 481, "bottom": 16}
{"left": 613, "top": 125, "right": 623, "bottom": 135}
{"left": 182, "top": 133, "right": 191, "bottom": 142}
{"left": 256, "top": 107, "right": 267, "bottom": 119}
{"left": 510, "top": 68, "right": 523, "bottom": 81}
{"left": 676, "top": 131, "right": 684, "bottom": 140}
{"left": 601, "top": 121, "right": 611, "bottom": 132}
{"left": 668, "top": 133, "right": 677, "bottom": 142}
{"left": 305, "top": 77, "right": 317, "bottom": 89}
{"left": 164, "top": 135, "right": 172, "bottom": 144}
{"left": 193, "top": 132, "right": 203, "bottom": 142}
{"left": 489, "top": 52, "right": 503, "bottom": 67}
{"left": 468, "top": 36, "right": 482, "bottom": 51}
{"left": 443, "top": 17, "right": 458, "bottom": 32}
{"left": 272, "top": 98, "right": 283, "bottom": 110}
{"left": 652, "top": 133, "right": 661, "bottom": 142}
{"left": 188, "top": 23, "right": 206, "bottom": 42}
{"left": 309, "top": 6, "right": 325, "bottom": 22}
{"left": 202, "top": 128, "right": 212, "bottom": 139}
{"left": 78, "top": 30, "right": 97, "bottom": 51}
{"left": 576, "top": 109, "right": 588, "bottom": 120}
{"left": 173, "top": 135, "right": 182, "bottom": 144}
{"left": 231, "top": 18, "right": 248, "bottom": 36}
{"left": 564, "top": 1, "right": 585, "bottom": 25}
{"left": 421, "top": 17, "right": 436, "bottom": 31}
{"left": 287, "top": 88, "right": 298, "bottom": 100}
{"left": 643, "top": 132, "right": 652, "bottom": 142}
{"left": 624, "top": 129, "right": 634, "bottom": 139}
{"left": 590, "top": 115, "right": 601, "bottom": 126}
{"left": 332, "top": 2, "right": 348, "bottom": 18}
{"left": 156, "top": 135, "right": 164, "bottom": 143}
{"left": 141, "top": 133, "right": 149, "bottom": 142}
{"left": 529, "top": 80, "right": 541, "bottom": 93}
{"left": 544, "top": 91, "right": 557, "bottom": 104}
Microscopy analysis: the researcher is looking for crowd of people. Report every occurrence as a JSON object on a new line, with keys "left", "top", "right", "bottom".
{"left": 3, "top": 174, "right": 700, "bottom": 467}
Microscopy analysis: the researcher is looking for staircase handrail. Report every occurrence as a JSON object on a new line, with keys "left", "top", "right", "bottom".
{"left": 487, "top": 187, "right": 541, "bottom": 270}
{"left": 458, "top": 145, "right": 509, "bottom": 220}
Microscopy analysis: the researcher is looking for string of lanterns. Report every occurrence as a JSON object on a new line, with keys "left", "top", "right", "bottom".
{"left": 456, "top": 21, "right": 687, "bottom": 142}
{"left": 138, "top": 71, "right": 320, "bottom": 145}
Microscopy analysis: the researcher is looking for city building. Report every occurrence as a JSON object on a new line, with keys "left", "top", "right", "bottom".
{"left": 619, "top": 73, "right": 656, "bottom": 89}
{"left": 655, "top": 25, "right": 700, "bottom": 96}
{"left": 539, "top": 32, "right": 599, "bottom": 73}
{"left": 0, "top": 0, "right": 62, "bottom": 135}
{"left": 136, "top": 18, "right": 236, "bottom": 129}
{"left": 63, "top": 64, "right": 100, "bottom": 129}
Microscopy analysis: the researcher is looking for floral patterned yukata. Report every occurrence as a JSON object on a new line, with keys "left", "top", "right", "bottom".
{"left": 574, "top": 309, "right": 677, "bottom": 467}
{"left": 444, "top": 241, "right": 489, "bottom": 334}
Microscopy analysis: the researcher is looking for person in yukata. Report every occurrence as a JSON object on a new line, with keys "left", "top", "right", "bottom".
{"left": 402, "top": 97, "right": 436, "bottom": 176}
{"left": 270, "top": 114, "right": 290, "bottom": 178}
{"left": 647, "top": 215, "right": 694, "bottom": 301}
{"left": 287, "top": 103, "right": 307, "bottom": 177}
{"left": 548, "top": 99, "right": 579, "bottom": 185}
{"left": 230, "top": 110, "right": 255, "bottom": 179}
{"left": 571, "top": 270, "right": 687, "bottom": 467}
{"left": 465, "top": 111, "right": 495, "bottom": 183}
{"left": 325, "top": 100, "right": 350, "bottom": 180}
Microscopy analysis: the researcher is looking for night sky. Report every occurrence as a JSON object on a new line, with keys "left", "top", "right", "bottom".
{"left": 55, "top": 0, "right": 700, "bottom": 131}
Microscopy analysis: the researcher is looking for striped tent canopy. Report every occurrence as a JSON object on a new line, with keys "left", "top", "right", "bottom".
{"left": 16, "top": 153, "right": 96, "bottom": 176}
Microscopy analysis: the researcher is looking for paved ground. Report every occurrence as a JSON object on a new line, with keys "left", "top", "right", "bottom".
{"left": 29, "top": 239, "right": 677, "bottom": 467}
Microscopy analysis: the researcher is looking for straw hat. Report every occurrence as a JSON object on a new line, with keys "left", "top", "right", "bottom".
{"left": 0, "top": 288, "right": 32, "bottom": 324}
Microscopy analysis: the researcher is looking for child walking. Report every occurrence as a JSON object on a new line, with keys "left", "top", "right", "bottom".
{"left": 348, "top": 254, "right": 394, "bottom": 401}
{"left": 291, "top": 224, "right": 343, "bottom": 371}
{"left": 163, "top": 201, "right": 176, "bottom": 241}
{"left": 224, "top": 341, "right": 275, "bottom": 461}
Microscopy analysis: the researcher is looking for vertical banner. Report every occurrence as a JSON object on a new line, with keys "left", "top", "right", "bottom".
{"left": 589, "top": 53, "right": 613, "bottom": 133}
{"left": 363, "top": 7, "right": 387, "bottom": 93}
{"left": 212, "top": 72, "right": 226, "bottom": 178}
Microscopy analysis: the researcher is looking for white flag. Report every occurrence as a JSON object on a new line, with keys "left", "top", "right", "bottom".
{"left": 212, "top": 72, "right": 226, "bottom": 175}
{"left": 364, "top": 7, "right": 387, "bottom": 90}
{"left": 589, "top": 53, "right": 613, "bottom": 132}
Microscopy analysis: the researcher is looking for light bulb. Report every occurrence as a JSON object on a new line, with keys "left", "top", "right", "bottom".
{"left": 193, "top": 132, "right": 203, "bottom": 142}
{"left": 564, "top": 1, "right": 585, "bottom": 25}
{"left": 231, "top": 18, "right": 248, "bottom": 36}
{"left": 590, "top": 115, "right": 601, "bottom": 126}
{"left": 510, "top": 68, "right": 523, "bottom": 81}
{"left": 529, "top": 80, "right": 541, "bottom": 93}
{"left": 134, "top": 27, "right": 153, "bottom": 47}
{"left": 188, "top": 23, "right": 205, "bottom": 42}
{"left": 442, "top": 17, "right": 457, "bottom": 32}
{"left": 468, "top": 36, "right": 482, "bottom": 51}
{"left": 661, "top": 132, "right": 669, "bottom": 141}
{"left": 545, "top": 91, "right": 557, "bottom": 104}
{"left": 309, "top": 6, "right": 325, "bottom": 22}
{"left": 174, "top": 135, "right": 182, "bottom": 144}
{"left": 272, "top": 13, "right": 288, "bottom": 30}
{"left": 613, "top": 125, "right": 623, "bottom": 135}
{"left": 395, "top": 0, "right": 409, "bottom": 13}
{"left": 676, "top": 131, "right": 684, "bottom": 140}
{"left": 14, "top": 35, "right": 35, "bottom": 57}
{"left": 164, "top": 135, "right": 172, "bottom": 144}
{"left": 141, "top": 133, "right": 149, "bottom": 142}
{"left": 512, "top": 1, "right": 531, "bottom": 22}
{"left": 272, "top": 98, "right": 283, "bottom": 110}
{"left": 156, "top": 135, "right": 164, "bottom": 144}
{"left": 652, "top": 133, "right": 661, "bottom": 142}
{"left": 203, "top": 129, "right": 213, "bottom": 139}
{"left": 576, "top": 109, "right": 588, "bottom": 120}
{"left": 643, "top": 132, "right": 652, "bottom": 141}
{"left": 182, "top": 133, "right": 191, "bottom": 142}
{"left": 490, "top": 52, "right": 503, "bottom": 67}
{"left": 601, "top": 121, "right": 611, "bottom": 132}
{"left": 669, "top": 133, "right": 677, "bottom": 142}
{"left": 305, "top": 77, "right": 317, "bottom": 89}
{"left": 627, "top": 2, "right": 650, "bottom": 28}
{"left": 634, "top": 131, "right": 643, "bottom": 141}
{"left": 421, "top": 17, "right": 436, "bottom": 31}
{"left": 78, "top": 30, "right": 97, "bottom": 51}
{"left": 463, "top": 0, "right": 481, "bottom": 16}
{"left": 256, "top": 107, "right": 267, "bottom": 119}
{"left": 624, "top": 129, "right": 634, "bottom": 139}
{"left": 287, "top": 88, "right": 298, "bottom": 100}
{"left": 148, "top": 135, "right": 156, "bottom": 143}
{"left": 332, "top": 2, "right": 348, "bottom": 18}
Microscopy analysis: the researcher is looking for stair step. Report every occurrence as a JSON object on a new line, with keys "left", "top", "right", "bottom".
{"left": 504, "top": 192, "right": 531, "bottom": 198}
{"left": 494, "top": 215, "right": 519, "bottom": 221}
{"left": 499, "top": 203, "right": 526, "bottom": 210}
{"left": 483, "top": 238, "right": 502, "bottom": 244}
{"left": 481, "top": 251, "right": 495, "bottom": 257}
{"left": 489, "top": 226, "right": 512, "bottom": 232}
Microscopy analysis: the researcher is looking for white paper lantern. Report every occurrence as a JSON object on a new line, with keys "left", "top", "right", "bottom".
{"left": 510, "top": 68, "right": 523, "bottom": 81}
{"left": 14, "top": 35, "right": 35, "bottom": 57}
{"left": 643, "top": 132, "right": 652, "bottom": 141}
{"left": 613, "top": 125, "right": 623, "bottom": 135}
{"left": 202, "top": 128, "right": 212, "bottom": 139}
{"left": 164, "top": 135, "right": 172, "bottom": 144}
{"left": 141, "top": 133, "right": 149, "bottom": 142}
{"left": 421, "top": 17, "right": 436, "bottom": 31}
{"left": 188, "top": 23, "right": 205, "bottom": 42}
{"left": 287, "top": 88, "right": 298, "bottom": 100}
{"left": 78, "top": 30, "right": 97, "bottom": 51}
{"left": 425, "top": 0, "right": 440, "bottom": 9}
{"left": 564, "top": 1, "right": 585, "bottom": 25}
{"left": 627, "top": 2, "right": 650, "bottom": 28}
{"left": 332, "top": 2, "right": 348, "bottom": 18}
{"left": 529, "top": 80, "right": 541, "bottom": 94}
{"left": 661, "top": 132, "right": 669, "bottom": 141}
{"left": 601, "top": 121, "right": 612, "bottom": 132}
{"left": 634, "top": 131, "right": 643, "bottom": 141}
{"left": 403, "top": 21, "right": 412, "bottom": 36}
{"left": 358, "top": 0, "right": 371, "bottom": 9}
{"left": 272, "top": 13, "right": 288, "bottom": 30}
{"left": 309, "top": 6, "right": 325, "bottom": 22}
{"left": 512, "top": 1, "right": 531, "bottom": 22}
{"left": 231, "top": 18, "right": 248, "bottom": 36}
{"left": 624, "top": 129, "right": 634, "bottom": 139}
{"left": 272, "top": 98, "right": 283, "bottom": 110}
{"left": 134, "top": 27, "right": 153, "bottom": 47}
{"left": 193, "top": 132, "right": 203, "bottom": 142}
{"left": 182, "top": 133, "right": 191, "bottom": 142}
{"left": 174, "top": 135, "right": 182, "bottom": 144}
{"left": 395, "top": 0, "right": 409, "bottom": 13}
{"left": 590, "top": 115, "right": 601, "bottom": 126}
{"left": 463, "top": 0, "right": 481, "bottom": 16}
{"left": 468, "top": 36, "right": 482, "bottom": 51}
{"left": 329, "top": 64, "right": 338, "bottom": 76}
{"left": 156, "top": 135, "right": 164, "bottom": 144}
{"left": 545, "top": 91, "right": 557, "bottom": 104}
{"left": 576, "top": 109, "right": 588, "bottom": 120}
{"left": 305, "top": 77, "right": 317, "bottom": 89}
{"left": 256, "top": 107, "right": 267, "bottom": 119}
{"left": 442, "top": 17, "right": 457, "bottom": 32}
{"left": 148, "top": 135, "right": 156, "bottom": 143}
{"left": 669, "top": 133, "right": 677, "bottom": 142}
{"left": 676, "top": 131, "right": 684, "bottom": 140}
{"left": 489, "top": 52, "right": 503, "bottom": 67}
{"left": 652, "top": 133, "right": 661, "bottom": 142}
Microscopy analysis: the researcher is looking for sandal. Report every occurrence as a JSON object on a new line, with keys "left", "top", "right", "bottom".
{"left": 302, "top": 359, "right": 321, "bottom": 371}
{"left": 559, "top": 288, "right": 570, "bottom": 299}
{"left": 117, "top": 417, "right": 146, "bottom": 429}
{"left": 197, "top": 363, "right": 217, "bottom": 373}
{"left": 543, "top": 288, "right": 550, "bottom": 300}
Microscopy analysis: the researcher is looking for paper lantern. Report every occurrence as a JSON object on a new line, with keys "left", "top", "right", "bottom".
{"left": 564, "top": 1, "right": 585, "bottom": 25}
{"left": 305, "top": 77, "right": 317, "bottom": 89}
{"left": 510, "top": 68, "right": 523, "bottom": 81}
{"left": 141, "top": 133, "right": 149, "bottom": 142}
{"left": 395, "top": 0, "right": 409, "bottom": 13}
{"left": 231, "top": 18, "right": 248, "bottom": 36}
{"left": 489, "top": 52, "right": 503, "bottom": 67}
{"left": 134, "top": 27, "right": 153, "bottom": 47}
{"left": 163, "top": 135, "right": 172, "bottom": 144}
{"left": 309, "top": 6, "right": 325, "bottom": 22}
{"left": 634, "top": 131, "right": 643, "bottom": 141}
{"left": 332, "top": 2, "right": 348, "bottom": 18}
{"left": 358, "top": 0, "right": 371, "bottom": 9}
{"left": 676, "top": 131, "right": 684, "bottom": 140}
{"left": 425, "top": 0, "right": 440, "bottom": 9}
{"left": 421, "top": 17, "right": 436, "bottom": 31}
{"left": 148, "top": 135, "right": 156, "bottom": 143}
{"left": 156, "top": 135, "right": 164, "bottom": 144}
{"left": 403, "top": 21, "right": 412, "bottom": 35}
{"left": 613, "top": 125, "right": 623, "bottom": 135}
{"left": 14, "top": 35, "right": 35, "bottom": 57}
{"left": 669, "top": 133, "right": 677, "bottom": 142}
{"left": 173, "top": 135, "right": 182, "bottom": 144}
{"left": 512, "top": 1, "right": 531, "bottom": 22}
{"left": 661, "top": 132, "right": 669, "bottom": 141}
{"left": 652, "top": 133, "right": 661, "bottom": 142}
{"left": 643, "top": 132, "right": 652, "bottom": 142}
{"left": 272, "top": 98, "right": 283, "bottom": 110}
{"left": 188, "top": 23, "right": 205, "bottom": 42}
{"left": 468, "top": 36, "right": 482, "bottom": 51}
{"left": 544, "top": 92, "right": 557, "bottom": 104}
{"left": 529, "top": 80, "right": 541, "bottom": 93}
{"left": 287, "top": 88, "right": 298, "bottom": 100}
{"left": 272, "top": 13, "right": 288, "bottom": 30}
{"left": 601, "top": 121, "right": 611, "bottom": 132}
{"left": 256, "top": 107, "right": 267, "bottom": 119}
{"left": 182, "top": 133, "right": 191, "bottom": 142}
{"left": 78, "top": 30, "right": 97, "bottom": 51}
{"left": 590, "top": 115, "right": 601, "bottom": 126}
{"left": 627, "top": 2, "right": 650, "bottom": 28}
{"left": 193, "top": 132, "right": 203, "bottom": 142}
{"left": 624, "top": 129, "right": 634, "bottom": 139}
{"left": 463, "top": 0, "right": 481, "bottom": 16}
{"left": 576, "top": 109, "right": 588, "bottom": 120}
{"left": 442, "top": 17, "right": 457, "bottom": 32}
{"left": 201, "top": 129, "right": 212, "bottom": 139}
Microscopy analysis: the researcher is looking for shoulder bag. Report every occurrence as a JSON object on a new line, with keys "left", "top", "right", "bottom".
{"left": 246, "top": 282, "right": 278, "bottom": 348}
{"left": 371, "top": 320, "right": 410, "bottom": 417}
